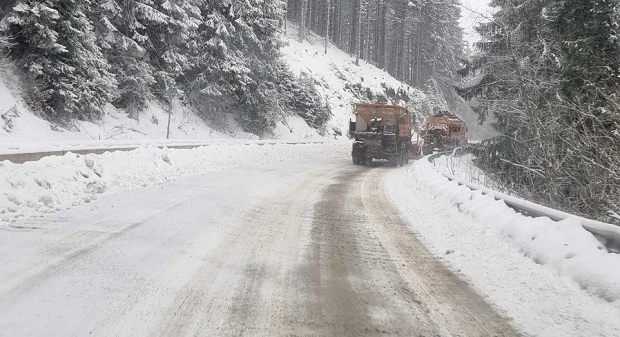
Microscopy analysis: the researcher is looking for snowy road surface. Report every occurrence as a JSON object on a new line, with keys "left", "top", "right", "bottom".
{"left": 0, "top": 157, "right": 519, "bottom": 336}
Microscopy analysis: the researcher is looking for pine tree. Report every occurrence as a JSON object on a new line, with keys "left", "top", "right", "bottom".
{"left": 458, "top": 0, "right": 620, "bottom": 219}
{"left": 408, "top": 0, "right": 462, "bottom": 103}
{"left": 184, "top": 0, "right": 249, "bottom": 130}
{"left": 549, "top": 0, "right": 620, "bottom": 99}
{"left": 3, "top": 0, "right": 117, "bottom": 120}
{"left": 89, "top": 0, "right": 156, "bottom": 118}
{"left": 136, "top": 0, "right": 201, "bottom": 99}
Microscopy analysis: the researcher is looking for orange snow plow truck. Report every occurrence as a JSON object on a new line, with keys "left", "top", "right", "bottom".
{"left": 416, "top": 112, "right": 467, "bottom": 155}
{"left": 349, "top": 103, "right": 413, "bottom": 166}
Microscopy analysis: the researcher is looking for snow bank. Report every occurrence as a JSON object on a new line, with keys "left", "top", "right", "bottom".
{"left": 387, "top": 160, "right": 620, "bottom": 337}
{"left": 0, "top": 142, "right": 349, "bottom": 225}
{"left": 0, "top": 138, "right": 329, "bottom": 156}
{"left": 418, "top": 158, "right": 620, "bottom": 302}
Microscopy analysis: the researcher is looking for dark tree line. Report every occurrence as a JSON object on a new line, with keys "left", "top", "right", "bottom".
{"left": 0, "top": 0, "right": 330, "bottom": 136}
{"left": 286, "top": 0, "right": 463, "bottom": 106}
{"left": 458, "top": 0, "right": 620, "bottom": 221}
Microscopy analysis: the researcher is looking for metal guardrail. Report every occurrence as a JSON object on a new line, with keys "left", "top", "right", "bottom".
{"left": 428, "top": 152, "right": 620, "bottom": 253}
{"left": 0, "top": 140, "right": 331, "bottom": 164}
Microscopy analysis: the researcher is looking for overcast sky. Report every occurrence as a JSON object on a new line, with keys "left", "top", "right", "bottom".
{"left": 459, "top": 0, "right": 493, "bottom": 47}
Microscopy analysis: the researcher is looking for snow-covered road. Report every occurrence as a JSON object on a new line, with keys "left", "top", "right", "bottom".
{"left": 0, "top": 156, "right": 519, "bottom": 336}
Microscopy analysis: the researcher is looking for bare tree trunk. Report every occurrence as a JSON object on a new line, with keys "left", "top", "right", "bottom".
{"left": 325, "top": 0, "right": 331, "bottom": 54}
{"left": 396, "top": 0, "right": 407, "bottom": 80}
{"left": 408, "top": 36, "right": 413, "bottom": 84}
{"left": 378, "top": 1, "right": 387, "bottom": 69}
{"left": 284, "top": 0, "right": 288, "bottom": 34}
{"left": 307, "top": 0, "right": 313, "bottom": 34}
{"left": 299, "top": 0, "right": 307, "bottom": 42}
{"left": 363, "top": 0, "right": 370, "bottom": 61}
{"left": 414, "top": 26, "right": 422, "bottom": 87}
{"left": 373, "top": 0, "right": 380, "bottom": 64}
{"left": 354, "top": 0, "right": 361, "bottom": 65}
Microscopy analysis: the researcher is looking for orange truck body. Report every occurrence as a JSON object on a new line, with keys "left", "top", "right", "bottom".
{"left": 349, "top": 103, "right": 413, "bottom": 166}
{"left": 416, "top": 113, "right": 467, "bottom": 155}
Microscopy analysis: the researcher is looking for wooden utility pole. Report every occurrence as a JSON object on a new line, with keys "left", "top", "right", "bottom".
{"left": 164, "top": 86, "right": 176, "bottom": 139}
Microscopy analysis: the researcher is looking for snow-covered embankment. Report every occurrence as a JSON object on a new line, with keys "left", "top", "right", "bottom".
{"left": 0, "top": 142, "right": 349, "bottom": 225}
{"left": 387, "top": 159, "right": 620, "bottom": 337}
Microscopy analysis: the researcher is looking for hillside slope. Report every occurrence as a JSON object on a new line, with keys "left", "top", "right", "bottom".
{"left": 0, "top": 23, "right": 435, "bottom": 144}
{"left": 282, "top": 24, "right": 435, "bottom": 135}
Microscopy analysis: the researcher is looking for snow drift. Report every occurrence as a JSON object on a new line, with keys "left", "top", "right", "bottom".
{"left": 415, "top": 157, "right": 620, "bottom": 302}
{"left": 0, "top": 142, "right": 349, "bottom": 225}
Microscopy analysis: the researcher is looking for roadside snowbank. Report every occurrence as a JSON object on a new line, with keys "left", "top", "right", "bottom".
{"left": 424, "top": 157, "right": 620, "bottom": 301}
{"left": 0, "top": 142, "right": 349, "bottom": 225}
{"left": 387, "top": 159, "right": 620, "bottom": 336}
{"left": 0, "top": 137, "right": 329, "bottom": 156}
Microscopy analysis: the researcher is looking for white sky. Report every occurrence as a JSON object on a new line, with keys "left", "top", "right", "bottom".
{"left": 459, "top": 0, "right": 493, "bottom": 47}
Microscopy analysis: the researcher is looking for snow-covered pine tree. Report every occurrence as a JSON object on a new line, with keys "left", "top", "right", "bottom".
{"left": 407, "top": 0, "right": 462, "bottom": 105}
{"left": 458, "top": 0, "right": 620, "bottom": 220}
{"left": 232, "top": 0, "right": 289, "bottom": 133}
{"left": 89, "top": 0, "right": 158, "bottom": 119}
{"left": 544, "top": 0, "right": 620, "bottom": 218}
{"left": 147, "top": 0, "right": 202, "bottom": 99}
{"left": 549, "top": 0, "right": 620, "bottom": 101}
{"left": 2, "top": 0, "right": 117, "bottom": 120}
{"left": 183, "top": 0, "right": 251, "bottom": 131}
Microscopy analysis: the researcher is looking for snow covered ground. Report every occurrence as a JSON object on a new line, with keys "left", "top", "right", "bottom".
{"left": 0, "top": 141, "right": 349, "bottom": 226}
{"left": 0, "top": 74, "right": 327, "bottom": 143}
{"left": 0, "top": 154, "right": 519, "bottom": 337}
{"left": 387, "top": 159, "right": 620, "bottom": 337}
{"left": 1, "top": 137, "right": 620, "bottom": 336}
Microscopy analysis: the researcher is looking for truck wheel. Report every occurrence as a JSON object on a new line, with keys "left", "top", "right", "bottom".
{"left": 389, "top": 157, "right": 398, "bottom": 167}
{"left": 352, "top": 156, "right": 360, "bottom": 165}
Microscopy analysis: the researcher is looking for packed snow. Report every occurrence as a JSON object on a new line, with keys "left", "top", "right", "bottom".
{"left": 0, "top": 142, "right": 349, "bottom": 226}
{"left": 387, "top": 158, "right": 620, "bottom": 336}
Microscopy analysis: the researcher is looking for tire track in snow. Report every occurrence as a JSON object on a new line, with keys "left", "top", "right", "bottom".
{"left": 360, "top": 167, "right": 521, "bottom": 336}
{"left": 150, "top": 164, "right": 345, "bottom": 336}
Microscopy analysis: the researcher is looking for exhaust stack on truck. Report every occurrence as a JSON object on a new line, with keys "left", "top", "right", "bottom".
{"left": 349, "top": 103, "right": 413, "bottom": 167}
